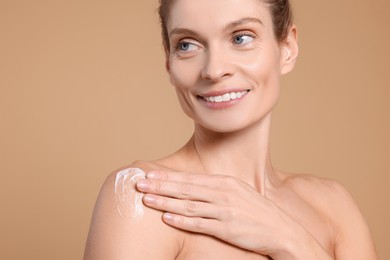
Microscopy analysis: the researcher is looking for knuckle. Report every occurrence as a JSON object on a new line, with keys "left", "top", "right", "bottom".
{"left": 154, "top": 181, "right": 162, "bottom": 192}
{"left": 183, "top": 173, "right": 196, "bottom": 184}
{"left": 193, "top": 217, "right": 204, "bottom": 230}
{"left": 159, "top": 197, "right": 168, "bottom": 208}
{"left": 180, "top": 183, "right": 192, "bottom": 197}
{"left": 229, "top": 208, "right": 240, "bottom": 219}
{"left": 160, "top": 172, "right": 169, "bottom": 181}
{"left": 185, "top": 200, "right": 197, "bottom": 214}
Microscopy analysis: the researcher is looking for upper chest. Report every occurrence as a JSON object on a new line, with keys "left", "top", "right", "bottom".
{"left": 177, "top": 234, "right": 270, "bottom": 260}
{"left": 176, "top": 188, "right": 334, "bottom": 259}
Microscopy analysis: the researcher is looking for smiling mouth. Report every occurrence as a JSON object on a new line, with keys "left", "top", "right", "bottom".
{"left": 198, "top": 90, "right": 250, "bottom": 103}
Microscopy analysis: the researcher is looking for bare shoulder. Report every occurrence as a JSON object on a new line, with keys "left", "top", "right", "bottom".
{"left": 282, "top": 172, "right": 378, "bottom": 259}
{"left": 84, "top": 160, "right": 183, "bottom": 260}
{"left": 282, "top": 173, "right": 364, "bottom": 219}
{"left": 283, "top": 173, "right": 349, "bottom": 208}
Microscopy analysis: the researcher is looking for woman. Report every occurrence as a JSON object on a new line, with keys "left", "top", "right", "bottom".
{"left": 84, "top": 0, "right": 378, "bottom": 259}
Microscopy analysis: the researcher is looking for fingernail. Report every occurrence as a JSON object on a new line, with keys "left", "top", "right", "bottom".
{"left": 143, "top": 195, "right": 156, "bottom": 204}
{"left": 137, "top": 180, "right": 149, "bottom": 190}
{"left": 163, "top": 213, "right": 174, "bottom": 222}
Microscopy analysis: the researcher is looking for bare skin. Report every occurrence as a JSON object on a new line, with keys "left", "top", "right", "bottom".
{"left": 84, "top": 0, "right": 377, "bottom": 259}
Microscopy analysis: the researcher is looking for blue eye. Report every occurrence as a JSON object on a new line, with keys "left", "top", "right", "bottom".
{"left": 233, "top": 34, "right": 254, "bottom": 45}
{"left": 179, "top": 42, "right": 190, "bottom": 51}
{"left": 178, "top": 41, "right": 197, "bottom": 52}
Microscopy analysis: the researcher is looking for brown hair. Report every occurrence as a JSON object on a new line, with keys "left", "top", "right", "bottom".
{"left": 158, "top": 0, "right": 293, "bottom": 51}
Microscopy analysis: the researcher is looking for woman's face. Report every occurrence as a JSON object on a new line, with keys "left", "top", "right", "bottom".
{"left": 166, "top": 0, "right": 295, "bottom": 133}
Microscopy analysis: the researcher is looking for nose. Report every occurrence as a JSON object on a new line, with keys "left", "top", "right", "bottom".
{"left": 201, "top": 47, "right": 234, "bottom": 81}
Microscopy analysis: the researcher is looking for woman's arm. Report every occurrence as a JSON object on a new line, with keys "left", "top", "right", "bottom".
{"left": 329, "top": 181, "right": 378, "bottom": 259}
{"left": 84, "top": 168, "right": 181, "bottom": 260}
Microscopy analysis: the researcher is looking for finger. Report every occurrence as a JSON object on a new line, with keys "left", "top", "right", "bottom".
{"left": 136, "top": 179, "right": 219, "bottom": 202}
{"left": 143, "top": 194, "right": 221, "bottom": 219}
{"left": 146, "top": 170, "right": 209, "bottom": 185}
{"left": 146, "top": 170, "right": 241, "bottom": 191}
{"left": 162, "top": 212, "right": 223, "bottom": 236}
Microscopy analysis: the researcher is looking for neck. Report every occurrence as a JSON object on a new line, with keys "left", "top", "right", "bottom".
{"left": 179, "top": 113, "right": 277, "bottom": 195}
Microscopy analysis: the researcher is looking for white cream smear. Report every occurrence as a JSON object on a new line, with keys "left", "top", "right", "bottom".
{"left": 114, "top": 168, "right": 146, "bottom": 220}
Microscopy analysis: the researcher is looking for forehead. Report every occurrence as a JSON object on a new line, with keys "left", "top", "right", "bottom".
{"left": 167, "top": 0, "right": 272, "bottom": 32}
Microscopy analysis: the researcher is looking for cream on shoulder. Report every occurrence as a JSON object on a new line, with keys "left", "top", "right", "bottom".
{"left": 114, "top": 168, "right": 146, "bottom": 220}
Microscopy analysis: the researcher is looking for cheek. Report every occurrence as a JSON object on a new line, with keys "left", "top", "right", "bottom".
{"left": 168, "top": 59, "right": 201, "bottom": 118}
{"left": 238, "top": 49, "right": 282, "bottom": 114}
{"left": 168, "top": 59, "right": 200, "bottom": 89}
{"left": 238, "top": 50, "right": 281, "bottom": 91}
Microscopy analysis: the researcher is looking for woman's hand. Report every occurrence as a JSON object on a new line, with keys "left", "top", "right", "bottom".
{"left": 136, "top": 171, "right": 332, "bottom": 259}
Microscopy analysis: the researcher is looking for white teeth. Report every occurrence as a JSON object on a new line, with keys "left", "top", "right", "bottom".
{"left": 215, "top": 96, "right": 223, "bottom": 102}
{"left": 203, "top": 91, "right": 248, "bottom": 103}
{"left": 222, "top": 93, "right": 230, "bottom": 101}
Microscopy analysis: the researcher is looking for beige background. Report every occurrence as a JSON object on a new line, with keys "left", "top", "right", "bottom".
{"left": 0, "top": 0, "right": 388, "bottom": 259}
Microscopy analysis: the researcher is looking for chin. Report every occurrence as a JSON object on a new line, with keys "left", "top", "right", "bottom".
{"left": 194, "top": 115, "right": 260, "bottom": 134}
{"left": 180, "top": 98, "right": 275, "bottom": 134}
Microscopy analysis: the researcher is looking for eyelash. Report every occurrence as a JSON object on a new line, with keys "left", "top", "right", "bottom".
{"left": 231, "top": 31, "right": 256, "bottom": 45}
{"left": 175, "top": 41, "right": 194, "bottom": 51}
{"left": 172, "top": 30, "right": 257, "bottom": 53}
{"left": 172, "top": 39, "right": 197, "bottom": 54}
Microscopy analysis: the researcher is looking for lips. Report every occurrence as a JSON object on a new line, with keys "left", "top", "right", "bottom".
{"left": 199, "top": 90, "right": 250, "bottom": 103}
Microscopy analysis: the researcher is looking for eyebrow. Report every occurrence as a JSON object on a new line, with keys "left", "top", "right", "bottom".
{"left": 224, "top": 17, "right": 264, "bottom": 32}
{"left": 169, "top": 17, "right": 264, "bottom": 38}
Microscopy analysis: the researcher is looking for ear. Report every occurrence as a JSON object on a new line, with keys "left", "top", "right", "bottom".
{"left": 280, "top": 25, "right": 299, "bottom": 75}
{"left": 164, "top": 49, "right": 176, "bottom": 86}
{"left": 165, "top": 58, "right": 170, "bottom": 73}
{"left": 162, "top": 44, "right": 172, "bottom": 77}
{"left": 164, "top": 46, "right": 171, "bottom": 73}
